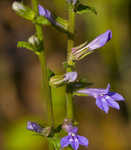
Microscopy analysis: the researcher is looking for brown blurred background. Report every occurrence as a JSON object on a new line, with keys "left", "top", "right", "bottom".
{"left": 0, "top": 0, "right": 130, "bottom": 150}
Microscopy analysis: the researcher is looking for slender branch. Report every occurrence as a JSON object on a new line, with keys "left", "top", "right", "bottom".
{"left": 66, "top": 4, "right": 75, "bottom": 119}
{"left": 67, "top": 5, "right": 75, "bottom": 69}
{"left": 32, "top": 0, "right": 54, "bottom": 127}
{"left": 38, "top": 52, "right": 54, "bottom": 126}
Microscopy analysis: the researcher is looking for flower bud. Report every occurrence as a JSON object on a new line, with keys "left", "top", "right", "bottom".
{"left": 12, "top": 1, "right": 35, "bottom": 21}
{"left": 62, "top": 118, "right": 73, "bottom": 132}
{"left": 27, "top": 121, "right": 51, "bottom": 136}
{"left": 28, "top": 35, "right": 40, "bottom": 46}
{"left": 27, "top": 121, "right": 43, "bottom": 133}
{"left": 12, "top": 1, "right": 25, "bottom": 12}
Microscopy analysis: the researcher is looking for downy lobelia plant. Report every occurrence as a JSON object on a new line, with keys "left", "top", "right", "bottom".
{"left": 12, "top": 0, "right": 125, "bottom": 150}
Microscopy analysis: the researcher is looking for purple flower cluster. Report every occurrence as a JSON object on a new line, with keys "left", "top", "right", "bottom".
{"left": 26, "top": 28, "right": 125, "bottom": 150}
{"left": 77, "top": 84, "right": 124, "bottom": 113}
{"left": 61, "top": 126, "right": 88, "bottom": 150}
{"left": 12, "top": 1, "right": 125, "bottom": 150}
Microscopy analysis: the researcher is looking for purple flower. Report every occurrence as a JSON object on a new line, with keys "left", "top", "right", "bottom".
{"left": 27, "top": 121, "right": 43, "bottom": 133}
{"left": 38, "top": 5, "right": 55, "bottom": 24}
{"left": 72, "top": 30, "right": 112, "bottom": 60}
{"left": 50, "top": 72, "right": 78, "bottom": 87}
{"left": 77, "top": 84, "right": 124, "bottom": 113}
{"left": 86, "top": 30, "right": 112, "bottom": 51}
{"left": 61, "top": 127, "right": 88, "bottom": 150}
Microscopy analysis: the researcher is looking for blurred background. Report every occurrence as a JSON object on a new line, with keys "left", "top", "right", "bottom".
{"left": 0, "top": 0, "right": 130, "bottom": 150}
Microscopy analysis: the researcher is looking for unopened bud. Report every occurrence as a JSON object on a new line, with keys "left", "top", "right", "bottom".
{"left": 28, "top": 35, "right": 40, "bottom": 46}
{"left": 12, "top": 2, "right": 25, "bottom": 12}
{"left": 12, "top": 1, "right": 35, "bottom": 21}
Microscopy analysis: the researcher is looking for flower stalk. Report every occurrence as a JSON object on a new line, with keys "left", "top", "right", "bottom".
{"left": 66, "top": 4, "right": 76, "bottom": 120}
{"left": 32, "top": 0, "right": 54, "bottom": 127}
{"left": 67, "top": 5, "right": 75, "bottom": 68}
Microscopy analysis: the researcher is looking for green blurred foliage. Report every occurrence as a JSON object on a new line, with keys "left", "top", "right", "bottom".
{"left": 0, "top": 0, "right": 130, "bottom": 150}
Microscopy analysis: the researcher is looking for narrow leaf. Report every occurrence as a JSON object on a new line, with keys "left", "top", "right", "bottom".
{"left": 17, "top": 41, "right": 39, "bottom": 55}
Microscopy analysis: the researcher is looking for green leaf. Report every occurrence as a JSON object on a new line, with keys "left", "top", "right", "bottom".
{"left": 17, "top": 41, "right": 39, "bottom": 55}
{"left": 75, "top": 3, "right": 97, "bottom": 15}
{"left": 17, "top": 41, "right": 35, "bottom": 51}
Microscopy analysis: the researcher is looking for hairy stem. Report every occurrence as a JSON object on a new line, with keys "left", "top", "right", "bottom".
{"left": 66, "top": 4, "right": 75, "bottom": 119}
{"left": 32, "top": 0, "right": 54, "bottom": 127}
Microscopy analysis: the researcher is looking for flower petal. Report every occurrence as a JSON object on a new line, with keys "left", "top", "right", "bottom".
{"left": 71, "top": 127, "right": 78, "bottom": 133}
{"left": 27, "top": 121, "right": 43, "bottom": 133}
{"left": 87, "top": 30, "right": 112, "bottom": 51}
{"left": 105, "top": 83, "right": 111, "bottom": 93}
{"left": 38, "top": 5, "right": 54, "bottom": 24}
{"left": 64, "top": 72, "right": 78, "bottom": 83}
{"left": 106, "top": 96, "right": 120, "bottom": 110}
{"left": 60, "top": 136, "right": 70, "bottom": 148}
{"left": 77, "top": 88, "right": 107, "bottom": 98}
{"left": 70, "top": 137, "right": 79, "bottom": 150}
{"left": 77, "top": 135, "right": 88, "bottom": 147}
{"left": 38, "top": 5, "right": 50, "bottom": 18}
{"left": 96, "top": 97, "right": 109, "bottom": 113}
{"left": 108, "top": 92, "right": 125, "bottom": 101}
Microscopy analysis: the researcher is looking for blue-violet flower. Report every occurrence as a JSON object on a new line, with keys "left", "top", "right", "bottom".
{"left": 27, "top": 121, "right": 43, "bottom": 133}
{"left": 76, "top": 83, "right": 124, "bottom": 113}
{"left": 61, "top": 126, "right": 88, "bottom": 150}
{"left": 72, "top": 30, "right": 112, "bottom": 60}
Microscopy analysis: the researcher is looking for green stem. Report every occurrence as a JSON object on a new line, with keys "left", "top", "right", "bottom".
{"left": 67, "top": 5, "right": 75, "bottom": 69}
{"left": 38, "top": 52, "right": 54, "bottom": 126}
{"left": 32, "top": 0, "right": 54, "bottom": 127}
{"left": 66, "top": 4, "right": 75, "bottom": 119}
